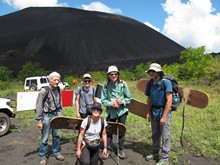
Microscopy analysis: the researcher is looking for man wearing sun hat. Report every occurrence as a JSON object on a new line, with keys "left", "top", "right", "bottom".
{"left": 144, "top": 63, "right": 173, "bottom": 165}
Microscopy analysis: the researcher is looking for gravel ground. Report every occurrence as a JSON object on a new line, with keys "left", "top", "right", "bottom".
{"left": 0, "top": 118, "right": 219, "bottom": 165}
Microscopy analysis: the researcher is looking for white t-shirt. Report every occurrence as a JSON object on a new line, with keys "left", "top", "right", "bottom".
{"left": 81, "top": 117, "right": 107, "bottom": 141}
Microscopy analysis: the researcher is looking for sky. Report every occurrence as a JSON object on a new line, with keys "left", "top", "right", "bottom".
{"left": 0, "top": 0, "right": 220, "bottom": 53}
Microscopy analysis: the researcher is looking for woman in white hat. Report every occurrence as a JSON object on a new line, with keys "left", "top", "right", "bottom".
{"left": 101, "top": 65, "right": 132, "bottom": 159}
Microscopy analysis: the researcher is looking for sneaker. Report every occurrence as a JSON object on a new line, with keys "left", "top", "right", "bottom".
{"left": 117, "top": 150, "right": 127, "bottom": 159}
{"left": 39, "top": 158, "right": 47, "bottom": 165}
{"left": 53, "top": 154, "right": 65, "bottom": 161}
{"left": 145, "top": 152, "right": 159, "bottom": 161}
{"left": 156, "top": 160, "right": 169, "bottom": 165}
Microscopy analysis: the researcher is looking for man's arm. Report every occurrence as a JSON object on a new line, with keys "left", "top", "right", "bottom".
{"left": 75, "top": 94, "right": 80, "bottom": 118}
{"left": 160, "top": 93, "right": 172, "bottom": 125}
{"left": 146, "top": 96, "right": 152, "bottom": 122}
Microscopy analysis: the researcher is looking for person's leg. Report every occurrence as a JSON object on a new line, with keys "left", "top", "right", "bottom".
{"left": 80, "top": 147, "right": 91, "bottom": 165}
{"left": 39, "top": 113, "right": 51, "bottom": 159}
{"left": 146, "top": 119, "right": 160, "bottom": 161}
{"left": 159, "top": 114, "right": 171, "bottom": 163}
{"left": 107, "top": 117, "right": 116, "bottom": 151}
{"left": 90, "top": 147, "right": 100, "bottom": 165}
{"left": 116, "top": 112, "right": 128, "bottom": 159}
{"left": 52, "top": 111, "right": 64, "bottom": 160}
{"left": 118, "top": 112, "right": 127, "bottom": 151}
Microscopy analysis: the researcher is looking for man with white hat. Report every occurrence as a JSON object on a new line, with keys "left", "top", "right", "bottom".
{"left": 144, "top": 63, "right": 173, "bottom": 165}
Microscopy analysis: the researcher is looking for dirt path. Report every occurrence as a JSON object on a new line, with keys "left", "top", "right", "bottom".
{"left": 0, "top": 118, "right": 219, "bottom": 165}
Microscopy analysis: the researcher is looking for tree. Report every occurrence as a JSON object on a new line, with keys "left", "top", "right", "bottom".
{"left": 178, "top": 46, "right": 213, "bottom": 80}
{"left": 18, "top": 61, "right": 48, "bottom": 81}
{"left": 0, "top": 66, "right": 12, "bottom": 81}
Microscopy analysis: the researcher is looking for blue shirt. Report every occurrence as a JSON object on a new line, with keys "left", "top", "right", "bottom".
{"left": 145, "top": 78, "right": 173, "bottom": 120}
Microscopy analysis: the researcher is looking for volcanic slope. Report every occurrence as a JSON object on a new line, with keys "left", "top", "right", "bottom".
{"left": 0, "top": 7, "right": 185, "bottom": 75}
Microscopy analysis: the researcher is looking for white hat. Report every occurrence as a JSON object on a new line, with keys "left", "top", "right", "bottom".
{"left": 146, "top": 63, "right": 163, "bottom": 74}
{"left": 107, "top": 65, "right": 119, "bottom": 74}
{"left": 83, "top": 73, "right": 91, "bottom": 79}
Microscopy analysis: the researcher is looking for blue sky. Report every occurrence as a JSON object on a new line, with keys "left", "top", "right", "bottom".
{"left": 0, "top": 0, "right": 220, "bottom": 53}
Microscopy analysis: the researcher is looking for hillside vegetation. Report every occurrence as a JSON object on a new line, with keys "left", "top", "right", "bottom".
{"left": 0, "top": 47, "right": 220, "bottom": 163}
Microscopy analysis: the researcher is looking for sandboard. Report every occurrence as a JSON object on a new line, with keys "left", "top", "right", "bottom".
{"left": 127, "top": 99, "right": 148, "bottom": 119}
{"left": 106, "top": 122, "right": 126, "bottom": 136}
{"left": 50, "top": 116, "right": 126, "bottom": 136}
{"left": 136, "top": 79, "right": 209, "bottom": 109}
{"left": 95, "top": 83, "right": 148, "bottom": 119}
{"left": 50, "top": 116, "right": 83, "bottom": 130}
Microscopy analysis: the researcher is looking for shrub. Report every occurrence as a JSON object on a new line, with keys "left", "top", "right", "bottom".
{"left": 0, "top": 66, "right": 12, "bottom": 81}
{"left": 17, "top": 61, "right": 49, "bottom": 81}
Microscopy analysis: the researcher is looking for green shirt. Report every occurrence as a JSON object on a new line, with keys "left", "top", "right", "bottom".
{"left": 101, "top": 81, "right": 132, "bottom": 119}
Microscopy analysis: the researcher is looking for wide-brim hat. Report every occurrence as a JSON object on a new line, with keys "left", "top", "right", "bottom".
{"left": 107, "top": 65, "right": 119, "bottom": 74}
{"left": 91, "top": 102, "right": 102, "bottom": 113}
{"left": 83, "top": 73, "right": 92, "bottom": 79}
{"left": 146, "top": 63, "right": 164, "bottom": 75}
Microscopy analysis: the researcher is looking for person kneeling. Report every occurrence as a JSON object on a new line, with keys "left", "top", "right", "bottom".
{"left": 76, "top": 102, "right": 108, "bottom": 165}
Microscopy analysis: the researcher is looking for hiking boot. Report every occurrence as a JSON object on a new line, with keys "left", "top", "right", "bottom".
{"left": 39, "top": 158, "right": 47, "bottom": 165}
{"left": 53, "top": 154, "right": 65, "bottom": 161}
{"left": 117, "top": 150, "right": 127, "bottom": 159}
{"left": 145, "top": 152, "right": 159, "bottom": 161}
{"left": 156, "top": 160, "right": 169, "bottom": 165}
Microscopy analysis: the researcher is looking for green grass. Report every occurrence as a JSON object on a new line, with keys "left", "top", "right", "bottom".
{"left": 3, "top": 79, "right": 220, "bottom": 161}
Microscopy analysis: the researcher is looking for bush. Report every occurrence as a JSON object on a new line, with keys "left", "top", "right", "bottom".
{"left": 0, "top": 66, "right": 12, "bottom": 81}
{"left": 17, "top": 61, "right": 49, "bottom": 81}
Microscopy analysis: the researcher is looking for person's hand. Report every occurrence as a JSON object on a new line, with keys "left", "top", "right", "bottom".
{"left": 76, "top": 112, "right": 81, "bottom": 118}
{"left": 102, "top": 148, "right": 107, "bottom": 157}
{"left": 111, "top": 100, "right": 119, "bottom": 108}
{"left": 160, "top": 116, "right": 166, "bottom": 125}
{"left": 37, "top": 121, "right": 43, "bottom": 130}
{"left": 116, "top": 99, "right": 123, "bottom": 105}
{"left": 76, "top": 149, "right": 81, "bottom": 158}
{"left": 146, "top": 113, "right": 151, "bottom": 122}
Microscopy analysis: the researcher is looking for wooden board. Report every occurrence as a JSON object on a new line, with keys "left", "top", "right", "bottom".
{"left": 50, "top": 116, "right": 83, "bottom": 130}
{"left": 127, "top": 99, "right": 148, "bottom": 119}
{"left": 136, "top": 79, "right": 209, "bottom": 109}
{"left": 50, "top": 116, "right": 126, "bottom": 136}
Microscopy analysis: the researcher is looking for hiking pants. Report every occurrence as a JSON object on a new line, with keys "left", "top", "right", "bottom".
{"left": 107, "top": 112, "right": 128, "bottom": 150}
{"left": 79, "top": 146, "right": 100, "bottom": 165}
{"left": 151, "top": 113, "right": 171, "bottom": 161}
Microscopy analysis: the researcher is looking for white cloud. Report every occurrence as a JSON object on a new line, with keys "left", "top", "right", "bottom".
{"left": 162, "top": 0, "right": 220, "bottom": 53}
{"left": 2, "top": 0, "right": 68, "bottom": 9}
{"left": 144, "top": 21, "right": 160, "bottom": 32}
{"left": 81, "top": 1, "right": 122, "bottom": 14}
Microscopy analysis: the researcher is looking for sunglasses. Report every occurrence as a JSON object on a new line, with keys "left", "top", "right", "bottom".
{"left": 92, "top": 109, "right": 101, "bottom": 112}
{"left": 84, "top": 80, "right": 91, "bottom": 83}
{"left": 109, "top": 73, "right": 118, "bottom": 76}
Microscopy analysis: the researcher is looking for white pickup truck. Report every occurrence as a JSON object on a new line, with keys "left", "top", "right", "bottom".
{"left": 0, "top": 98, "right": 16, "bottom": 136}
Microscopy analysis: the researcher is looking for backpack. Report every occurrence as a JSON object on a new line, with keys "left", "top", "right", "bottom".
{"left": 85, "top": 116, "right": 104, "bottom": 136}
{"left": 148, "top": 75, "right": 181, "bottom": 111}
{"left": 161, "top": 75, "right": 181, "bottom": 111}
{"left": 35, "top": 86, "right": 61, "bottom": 113}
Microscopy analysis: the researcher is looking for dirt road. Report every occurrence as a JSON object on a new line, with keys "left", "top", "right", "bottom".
{"left": 0, "top": 118, "right": 219, "bottom": 165}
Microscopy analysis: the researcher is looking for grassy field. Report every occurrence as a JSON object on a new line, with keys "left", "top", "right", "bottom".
{"left": 3, "top": 80, "right": 220, "bottom": 163}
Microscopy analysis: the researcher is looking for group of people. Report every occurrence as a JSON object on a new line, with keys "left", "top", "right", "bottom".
{"left": 35, "top": 63, "right": 173, "bottom": 165}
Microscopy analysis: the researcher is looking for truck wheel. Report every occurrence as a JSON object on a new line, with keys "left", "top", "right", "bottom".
{"left": 29, "top": 84, "right": 37, "bottom": 91}
{"left": 0, "top": 112, "right": 11, "bottom": 137}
